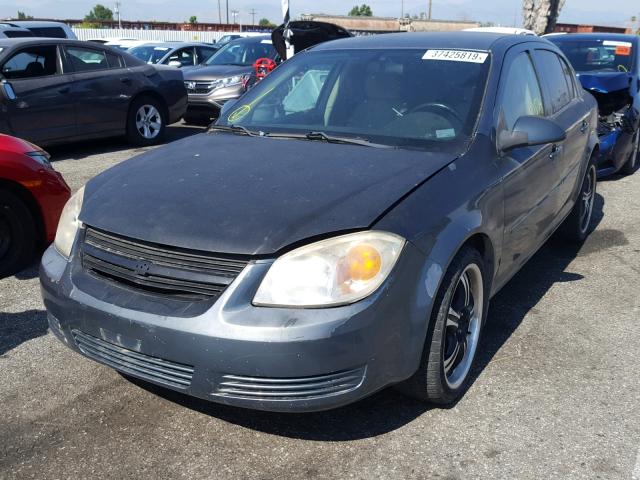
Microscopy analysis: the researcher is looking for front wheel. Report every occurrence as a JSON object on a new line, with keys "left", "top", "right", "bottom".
{"left": 126, "top": 96, "right": 166, "bottom": 146}
{"left": 559, "top": 158, "right": 597, "bottom": 243}
{"left": 397, "top": 246, "right": 487, "bottom": 405}
{"left": 621, "top": 129, "right": 639, "bottom": 175}
{"left": 0, "top": 190, "right": 36, "bottom": 278}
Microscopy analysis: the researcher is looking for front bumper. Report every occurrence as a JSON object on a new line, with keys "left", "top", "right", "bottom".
{"left": 185, "top": 84, "right": 244, "bottom": 118}
{"left": 40, "top": 240, "right": 433, "bottom": 412}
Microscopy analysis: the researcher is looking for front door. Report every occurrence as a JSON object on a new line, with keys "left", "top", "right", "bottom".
{"left": 496, "top": 47, "right": 564, "bottom": 279}
{"left": 0, "top": 44, "right": 76, "bottom": 144}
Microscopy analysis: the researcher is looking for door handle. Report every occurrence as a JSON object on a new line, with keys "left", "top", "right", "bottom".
{"left": 120, "top": 77, "right": 132, "bottom": 85}
{"left": 580, "top": 120, "right": 588, "bottom": 133}
{"left": 549, "top": 144, "right": 562, "bottom": 160}
{"left": 58, "top": 86, "right": 70, "bottom": 94}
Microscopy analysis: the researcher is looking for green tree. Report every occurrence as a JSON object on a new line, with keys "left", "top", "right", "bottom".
{"left": 17, "top": 11, "right": 34, "bottom": 20}
{"left": 348, "top": 4, "right": 373, "bottom": 16}
{"left": 84, "top": 4, "right": 114, "bottom": 22}
{"left": 258, "top": 18, "right": 276, "bottom": 28}
{"left": 189, "top": 15, "right": 198, "bottom": 24}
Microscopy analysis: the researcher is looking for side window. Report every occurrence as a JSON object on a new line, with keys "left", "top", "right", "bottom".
{"left": 499, "top": 52, "right": 544, "bottom": 131}
{"left": 1, "top": 45, "right": 58, "bottom": 79}
{"left": 167, "top": 48, "right": 195, "bottom": 67}
{"left": 195, "top": 47, "right": 216, "bottom": 64}
{"left": 28, "top": 27, "right": 67, "bottom": 39}
{"left": 65, "top": 46, "right": 108, "bottom": 72}
{"left": 534, "top": 50, "right": 572, "bottom": 114}
{"left": 106, "top": 52, "right": 124, "bottom": 69}
{"left": 559, "top": 56, "right": 576, "bottom": 98}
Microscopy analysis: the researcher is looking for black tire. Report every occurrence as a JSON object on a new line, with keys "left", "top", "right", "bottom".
{"left": 183, "top": 113, "right": 212, "bottom": 126}
{"left": 0, "top": 189, "right": 36, "bottom": 278}
{"left": 621, "top": 129, "right": 639, "bottom": 175}
{"left": 126, "top": 95, "right": 167, "bottom": 146}
{"left": 559, "top": 155, "right": 597, "bottom": 243}
{"left": 397, "top": 246, "right": 488, "bottom": 405}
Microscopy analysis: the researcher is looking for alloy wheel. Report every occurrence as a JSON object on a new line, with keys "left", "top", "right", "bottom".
{"left": 443, "top": 263, "right": 483, "bottom": 389}
{"left": 579, "top": 165, "right": 596, "bottom": 234}
{"left": 135, "top": 105, "right": 162, "bottom": 140}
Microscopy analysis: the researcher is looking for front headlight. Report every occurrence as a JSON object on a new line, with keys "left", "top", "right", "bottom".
{"left": 54, "top": 186, "right": 85, "bottom": 259}
{"left": 215, "top": 75, "right": 247, "bottom": 89}
{"left": 253, "top": 231, "right": 405, "bottom": 308}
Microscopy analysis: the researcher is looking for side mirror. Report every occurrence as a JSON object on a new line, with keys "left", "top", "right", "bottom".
{"left": 1, "top": 80, "right": 16, "bottom": 100}
{"left": 220, "top": 98, "right": 238, "bottom": 118}
{"left": 498, "top": 116, "right": 566, "bottom": 152}
{"left": 168, "top": 60, "right": 182, "bottom": 68}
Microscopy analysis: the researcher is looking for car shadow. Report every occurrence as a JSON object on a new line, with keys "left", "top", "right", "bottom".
{"left": 125, "top": 194, "right": 608, "bottom": 440}
{"left": 0, "top": 309, "right": 48, "bottom": 356}
{"left": 46, "top": 124, "right": 205, "bottom": 162}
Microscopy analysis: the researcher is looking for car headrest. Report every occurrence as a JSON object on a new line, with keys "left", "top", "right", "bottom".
{"left": 25, "top": 61, "right": 45, "bottom": 76}
{"left": 364, "top": 72, "right": 402, "bottom": 100}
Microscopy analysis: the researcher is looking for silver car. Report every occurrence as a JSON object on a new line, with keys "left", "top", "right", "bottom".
{"left": 128, "top": 42, "right": 218, "bottom": 68}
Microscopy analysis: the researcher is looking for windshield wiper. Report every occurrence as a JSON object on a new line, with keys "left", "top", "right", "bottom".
{"left": 266, "top": 131, "right": 393, "bottom": 148}
{"left": 208, "top": 124, "right": 259, "bottom": 137}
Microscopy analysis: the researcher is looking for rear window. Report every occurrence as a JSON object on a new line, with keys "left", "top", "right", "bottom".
{"left": 551, "top": 39, "right": 634, "bottom": 73}
{"left": 3, "top": 30, "right": 34, "bottom": 38}
{"left": 28, "top": 27, "right": 67, "bottom": 38}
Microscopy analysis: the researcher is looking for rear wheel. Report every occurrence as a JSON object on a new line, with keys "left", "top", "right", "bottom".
{"left": 398, "top": 246, "right": 487, "bottom": 405}
{"left": 621, "top": 129, "right": 639, "bottom": 175}
{"left": 0, "top": 190, "right": 36, "bottom": 278}
{"left": 559, "top": 157, "right": 597, "bottom": 243}
{"left": 126, "top": 96, "right": 166, "bottom": 146}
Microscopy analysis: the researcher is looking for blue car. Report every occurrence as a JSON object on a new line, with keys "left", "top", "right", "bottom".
{"left": 548, "top": 33, "right": 639, "bottom": 176}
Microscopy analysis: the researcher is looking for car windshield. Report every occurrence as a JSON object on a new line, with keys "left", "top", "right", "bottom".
{"left": 552, "top": 39, "right": 634, "bottom": 73}
{"left": 129, "top": 45, "right": 171, "bottom": 64}
{"left": 218, "top": 48, "right": 491, "bottom": 151}
{"left": 205, "top": 39, "right": 274, "bottom": 66}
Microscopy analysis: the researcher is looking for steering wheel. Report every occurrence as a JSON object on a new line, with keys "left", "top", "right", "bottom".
{"left": 408, "top": 102, "right": 464, "bottom": 130}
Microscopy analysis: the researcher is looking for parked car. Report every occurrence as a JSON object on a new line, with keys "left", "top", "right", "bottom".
{"left": 0, "top": 23, "right": 34, "bottom": 38}
{"left": 0, "top": 38, "right": 187, "bottom": 146}
{"left": 3, "top": 21, "right": 76, "bottom": 39}
{"left": 104, "top": 39, "right": 149, "bottom": 51}
{"left": 41, "top": 32, "right": 599, "bottom": 412}
{"left": 216, "top": 34, "right": 244, "bottom": 46}
{"left": 0, "top": 134, "right": 70, "bottom": 277}
{"left": 547, "top": 33, "right": 639, "bottom": 176}
{"left": 182, "top": 35, "right": 278, "bottom": 124}
{"left": 128, "top": 42, "right": 218, "bottom": 68}
{"left": 464, "top": 27, "right": 536, "bottom": 36}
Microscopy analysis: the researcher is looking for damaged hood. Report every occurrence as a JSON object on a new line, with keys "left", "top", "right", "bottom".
{"left": 577, "top": 71, "right": 632, "bottom": 115}
{"left": 80, "top": 132, "right": 454, "bottom": 255}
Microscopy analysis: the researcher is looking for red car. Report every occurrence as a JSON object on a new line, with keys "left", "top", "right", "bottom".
{"left": 0, "top": 134, "right": 70, "bottom": 277}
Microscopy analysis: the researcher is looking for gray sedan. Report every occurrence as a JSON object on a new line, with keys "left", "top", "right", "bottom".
{"left": 128, "top": 42, "right": 218, "bottom": 68}
{"left": 41, "top": 32, "right": 599, "bottom": 412}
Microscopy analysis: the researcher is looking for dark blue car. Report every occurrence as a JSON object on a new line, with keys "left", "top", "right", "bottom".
{"left": 547, "top": 33, "right": 639, "bottom": 176}
{"left": 41, "top": 32, "right": 599, "bottom": 412}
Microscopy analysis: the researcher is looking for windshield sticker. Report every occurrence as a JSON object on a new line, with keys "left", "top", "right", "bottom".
{"left": 423, "top": 50, "right": 488, "bottom": 63}
{"left": 436, "top": 128, "right": 456, "bottom": 139}
{"left": 261, "top": 39, "right": 273, "bottom": 44}
{"left": 615, "top": 45, "right": 631, "bottom": 56}
{"left": 603, "top": 40, "right": 632, "bottom": 47}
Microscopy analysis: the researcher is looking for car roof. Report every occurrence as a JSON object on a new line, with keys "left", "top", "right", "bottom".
{"left": 132, "top": 41, "right": 213, "bottom": 48}
{"left": 227, "top": 35, "right": 271, "bottom": 44}
{"left": 546, "top": 32, "right": 638, "bottom": 44}
{"left": 0, "top": 37, "right": 129, "bottom": 51}
{"left": 5, "top": 20, "right": 71, "bottom": 28}
{"left": 311, "top": 31, "right": 548, "bottom": 52}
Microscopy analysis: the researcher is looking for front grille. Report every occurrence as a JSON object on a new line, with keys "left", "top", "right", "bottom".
{"left": 214, "top": 367, "right": 366, "bottom": 400}
{"left": 185, "top": 80, "right": 216, "bottom": 95}
{"left": 81, "top": 227, "right": 248, "bottom": 301}
{"left": 72, "top": 330, "right": 194, "bottom": 389}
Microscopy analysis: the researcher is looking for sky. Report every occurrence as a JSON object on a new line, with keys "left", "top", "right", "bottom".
{"left": 0, "top": 0, "right": 637, "bottom": 29}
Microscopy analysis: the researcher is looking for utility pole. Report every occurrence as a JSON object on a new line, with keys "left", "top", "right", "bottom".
{"left": 401, "top": 0, "right": 404, "bottom": 18}
{"left": 217, "top": 0, "right": 222, "bottom": 24}
{"left": 428, "top": 0, "right": 432, "bottom": 20}
{"left": 226, "top": 0, "right": 229, "bottom": 24}
{"left": 231, "top": 9, "right": 239, "bottom": 24}
{"left": 115, "top": 1, "right": 122, "bottom": 28}
{"left": 249, "top": 8, "right": 256, "bottom": 25}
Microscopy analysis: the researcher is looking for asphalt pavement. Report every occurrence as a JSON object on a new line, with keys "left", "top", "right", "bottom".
{"left": 1, "top": 125, "right": 639, "bottom": 479}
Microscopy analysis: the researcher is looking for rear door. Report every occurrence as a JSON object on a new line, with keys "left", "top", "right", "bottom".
{"left": 532, "top": 48, "right": 590, "bottom": 214}
{"left": 497, "top": 46, "right": 563, "bottom": 278}
{"left": 62, "top": 44, "right": 136, "bottom": 136}
{"left": 0, "top": 43, "right": 76, "bottom": 143}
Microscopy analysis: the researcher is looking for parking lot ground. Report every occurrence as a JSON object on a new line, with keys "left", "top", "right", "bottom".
{"left": 1, "top": 126, "right": 639, "bottom": 479}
